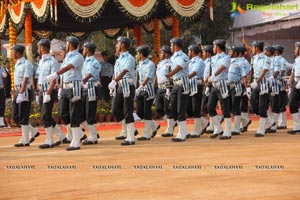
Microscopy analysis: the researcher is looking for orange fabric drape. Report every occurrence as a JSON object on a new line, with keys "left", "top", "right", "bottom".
{"left": 9, "top": 20, "right": 16, "bottom": 97}
{"left": 172, "top": 16, "right": 179, "bottom": 37}
{"left": 133, "top": 25, "right": 142, "bottom": 46}
{"left": 153, "top": 18, "right": 160, "bottom": 65}
{"left": 25, "top": 10, "right": 33, "bottom": 62}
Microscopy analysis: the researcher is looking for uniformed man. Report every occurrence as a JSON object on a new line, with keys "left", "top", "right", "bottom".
{"left": 250, "top": 41, "right": 271, "bottom": 137}
{"left": 0, "top": 63, "right": 7, "bottom": 127}
{"left": 227, "top": 45, "right": 247, "bottom": 136}
{"left": 287, "top": 41, "right": 300, "bottom": 134}
{"left": 12, "top": 44, "right": 38, "bottom": 147}
{"left": 109, "top": 36, "right": 137, "bottom": 145}
{"left": 238, "top": 46, "right": 252, "bottom": 132}
{"left": 186, "top": 44, "right": 208, "bottom": 138}
{"left": 264, "top": 46, "right": 280, "bottom": 133}
{"left": 81, "top": 42, "right": 101, "bottom": 145}
{"left": 45, "top": 36, "right": 84, "bottom": 151}
{"left": 156, "top": 45, "right": 178, "bottom": 137}
{"left": 273, "top": 44, "right": 288, "bottom": 129}
{"left": 135, "top": 45, "right": 160, "bottom": 140}
{"left": 207, "top": 39, "right": 231, "bottom": 139}
{"left": 36, "top": 39, "right": 65, "bottom": 149}
{"left": 160, "top": 37, "right": 190, "bottom": 142}
{"left": 99, "top": 51, "right": 113, "bottom": 102}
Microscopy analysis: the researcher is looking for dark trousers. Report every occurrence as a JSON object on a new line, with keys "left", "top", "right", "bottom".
{"left": 39, "top": 90, "right": 58, "bottom": 128}
{"left": 12, "top": 90, "right": 33, "bottom": 125}
{"left": 136, "top": 91, "right": 154, "bottom": 120}
{"left": 229, "top": 87, "right": 242, "bottom": 116}
{"left": 155, "top": 88, "right": 173, "bottom": 118}
{"left": 100, "top": 76, "right": 111, "bottom": 102}
{"left": 250, "top": 87, "right": 269, "bottom": 118}
{"left": 269, "top": 94, "right": 280, "bottom": 114}
{"left": 81, "top": 89, "right": 97, "bottom": 125}
{"left": 289, "top": 83, "right": 300, "bottom": 114}
{"left": 279, "top": 90, "right": 288, "bottom": 112}
{"left": 240, "top": 94, "right": 248, "bottom": 113}
{"left": 207, "top": 87, "right": 231, "bottom": 118}
{"left": 187, "top": 85, "right": 203, "bottom": 118}
{"left": 0, "top": 88, "right": 5, "bottom": 116}
{"left": 112, "top": 85, "right": 135, "bottom": 124}
{"left": 200, "top": 85, "right": 211, "bottom": 116}
{"left": 170, "top": 85, "right": 189, "bottom": 122}
{"left": 59, "top": 88, "right": 83, "bottom": 127}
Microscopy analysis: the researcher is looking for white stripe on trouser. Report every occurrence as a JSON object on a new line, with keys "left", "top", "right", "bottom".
{"left": 259, "top": 77, "right": 268, "bottom": 95}
{"left": 146, "top": 84, "right": 155, "bottom": 100}
{"left": 88, "top": 82, "right": 96, "bottom": 101}
{"left": 257, "top": 118, "right": 266, "bottom": 135}
{"left": 211, "top": 115, "right": 222, "bottom": 135}
{"left": 126, "top": 123, "right": 135, "bottom": 142}
{"left": 191, "top": 118, "right": 201, "bottom": 135}
{"left": 291, "top": 113, "right": 300, "bottom": 131}
{"left": 278, "top": 111, "right": 287, "bottom": 126}
{"left": 270, "top": 113, "right": 279, "bottom": 130}
{"left": 53, "top": 124, "right": 65, "bottom": 141}
{"left": 165, "top": 119, "right": 175, "bottom": 133}
{"left": 142, "top": 120, "right": 152, "bottom": 138}
{"left": 87, "top": 124, "right": 98, "bottom": 141}
{"left": 223, "top": 118, "right": 231, "bottom": 137}
{"left": 233, "top": 115, "right": 241, "bottom": 133}
{"left": 189, "top": 79, "right": 198, "bottom": 96}
{"left": 234, "top": 80, "right": 243, "bottom": 96}
{"left": 182, "top": 76, "right": 190, "bottom": 95}
{"left": 176, "top": 121, "right": 188, "bottom": 139}
{"left": 120, "top": 119, "right": 127, "bottom": 137}
{"left": 20, "top": 125, "right": 29, "bottom": 144}
{"left": 70, "top": 127, "right": 81, "bottom": 148}
{"left": 28, "top": 124, "right": 38, "bottom": 138}
{"left": 42, "top": 83, "right": 48, "bottom": 96}
{"left": 45, "top": 127, "right": 54, "bottom": 145}
{"left": 271, "top": 80, "right": 279, "bottom": 95}
{"left": 219, "top": 80, "right": 228, "bottom": 99}
{"left": 66, "top": 124, "right": 73, "bottom": 140}
{"left": 121, "top": 79, "right": 130, "bottom": 98}
{"left": 72, "top": 81, "right": 81, "bottom": 99}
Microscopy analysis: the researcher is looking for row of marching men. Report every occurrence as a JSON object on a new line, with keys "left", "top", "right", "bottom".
{"left": 10, "top": 35, "right": 300, "bottom": 151}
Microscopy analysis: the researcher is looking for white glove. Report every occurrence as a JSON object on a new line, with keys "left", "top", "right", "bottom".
{"left": 204, "top": 87, "right": 210, "bottom": 96}
{"left": 58, "top": 88, "right": 62, "bottom": 100}
{"left": 135, "top": 85, "right": 143, "bottom": 96}
{"left": 246, "top": 87, "right": 251, "bottom": 99}
{"left": 269, "top": 76, "right": 274, "bottom": 82}
{"left": 43, "top": 94, "right": 51, "bottom": 103}
{"left": 208, "top": 74, "right": 216, "bottom": 82}
{"left": 108, "top": 80, "right": 117, "bottom": 90}
{"left": 296, "top": 81, "right": 300, "bottom": 89}
{"left": 44, "top": 72, "right": 58, "bottom": 82}
{"left": 165, "top": 88, "right": 171, "bottom": 100}
{"left": 250, "top": 81, "right": 258, "bottom": 89}
{"left": 16, "top": 93, "right": 25, "bottom": 104}
{"left": 109, "top": 89, "right": 116, "bottom": 97}
{"left": 70, "top": 96, "right": 81, "bottom": 103}
{"left": 160, "top": 76, "right": 169, "bottom": 83}
{"left": 35, "top": 95, "right": 39, "bottom": 104}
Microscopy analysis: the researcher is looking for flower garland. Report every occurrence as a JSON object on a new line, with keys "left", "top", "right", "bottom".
{"left": 133, "top": 25, "right": 142, "bottom": 46}
{"left": 9, "top": 20, "right": 16, "bottom": 97}
{"left": 165, "top": 0, "right": 207, "bottom": 22}
{"left": 153, "top": 19, "right": 160, "bottom": 65}
{"left": 102, "top": 28, "right": 122, "bottom": 39}
{"left": 61, "top": 0, "right": 108, "bottom": 23}
{"left": 25, "top": 10, "right": 32, "bottom": 62}
{"left": 142, "top": 20, "right": 154, "bottom": 34}
{"left": 114, "top": 0, "right": 158, "bottom": 22}
{"left": 161, "top": 16, "right": 173, "bottom": 30}
{"left": 66, "top": 32, "right": 91, "bottom": 41}
{"left": 32, "top": 30, "right": 57, "bottom": 40}
{"left": 7, "top": 1, "right": 27, "bottom": 30}
{"left": 30, "top": 0, "right": 49, "bottom": 23}
{"left": 172, "top": 16, "right": 179, "bottom": 37}
{"left": 0, "top": 9, "right": 7, "bottom": 35}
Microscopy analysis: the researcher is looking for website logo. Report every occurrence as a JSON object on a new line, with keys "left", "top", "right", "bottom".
{"left": 230, "top": 2, "right": 246, "bottom": 19}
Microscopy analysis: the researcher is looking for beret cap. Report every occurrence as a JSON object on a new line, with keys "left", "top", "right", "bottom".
{"left": 66, "top": 36, "right": 79, "bottom": 46}
{"left": 12, "top": 44, "right": 25, "bottom": 53}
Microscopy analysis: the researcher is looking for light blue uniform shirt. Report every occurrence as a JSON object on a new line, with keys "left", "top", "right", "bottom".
{"left": 0, "top": 67, "right": 4, "bottom": 85}
{"left": 228, "top": 58, "right": 247, "bottom": 82}
{"left": 252, "top": 53, "right": 271, "bottom": 78}
{"left": 269, "top": 56, "right": 280, "bottom": 76}
{"left": 189, "top": 56, "right": 205, "bottom": 79}
{"left": 33, "top": 64, "right": 39, "bottom": 79}
{"left": 138, "top": 58, "right": 155, "bottom": 84}
{"left": 211, "top": 52, "right": 231, "bottom": 82}
{"left": 38, "top": 54, "right": 59, "bottom": 84}
{"left": 100, "top": 61, "right": 113, "bottom": 77}
{"left": 204, "top": 57, "right": 213, "bottom": 79}
{"left": 170, "top": 50, "right": 189, "bottom": 80}
{"left": 82, "top": 56, "right": 101, "bottom": 81}
{"left": 62, "top": 50, "right": 84, "bottom": 82}
{"left": 240, "top": 57, "right": 251, "bottom": 78}
{"left": 114, "top": 51, "right": 135, "bottom": 79}
{"left": 156, "top": 59, "right": 171, "bottom": 84}
{"left": 14, "top": 57, "right": 33, "bottom": 86}
{"left": 293, "top": 56, "right": 300, "bottom": 77}
{"left": 274, "top": 55, "right": 287, "bottom": 76}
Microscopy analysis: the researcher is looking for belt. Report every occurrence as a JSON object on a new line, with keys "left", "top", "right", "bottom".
{"left": 118, "top": 78, "right": 134, "bottom": 87}
{"left": 191, "top": 78, "right": 203, "bottom": 85}
{"left": 14, "top": 84, "right": 31, "bottom": 90}
{"left": 38, "top": 83, "right": 50, "bottom": 90}
{"left": 63, "top": 82, "right": 77, "bottom": 89}
{"left": 212, "top": 80, "right": 228, "bottom": 89}
{"left": 173, "top": 79, "right": 183, "bottom": 86}
{"left": 158, "top": 83, "right": 167, "bottom": 89}
{"left": 82, "top": 81, "right": 99, "bottom": 89}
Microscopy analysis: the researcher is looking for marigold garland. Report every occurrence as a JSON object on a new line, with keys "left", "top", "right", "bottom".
{"left": 153, "top": 18, "right": 160, "bottom": 65}
{"left": 9, "top": 20, "right": 16, "bottom": 97}
{"left": 172, "top": 16, "right": 179, "bottom": 37}
{"left": 25, "top": 10, "right": 32, "bottom": 62}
